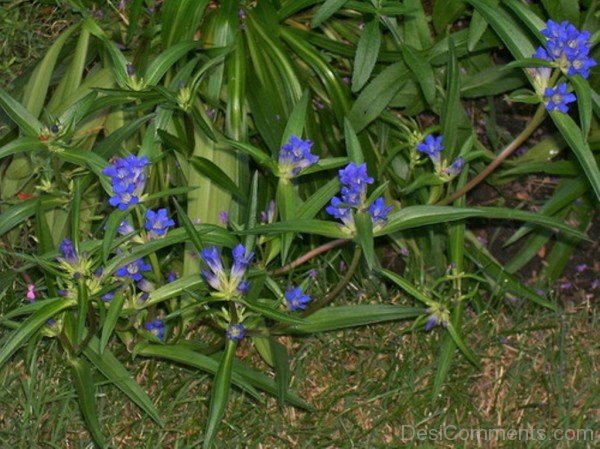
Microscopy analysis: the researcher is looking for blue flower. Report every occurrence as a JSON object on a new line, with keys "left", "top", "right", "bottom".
{"left": 543, "top": 83, "right": 576, "bottom": 113}
{"left": 58, "top": 239, "right": 78, "bottom": 264}
{"left": 230, "top": 244, "right": 254, "bottom": 283}
{"left": 285, "top": 286, "right": 311, "bottom": 311}
{"left": 115, "top": 258, "right": 151, "bottom": 282}
{"left": 166, "top": 272, "right": 178, "bottom": 283}
{"left": 101, "top": 291, "right": 115, "bottom": 302}
{"left": 226, "top": 323, "right": 246, "bottom": 341}
{"left": 534, "top": 20, "right": 596, "bottom": 79}
{"left": 145, "top": 208, "right": 175, "bottom": 236}
{"left": 443, "top": 157, "right": 466, "bottom": 177}
{"left": 260, "top": 200, "right": 276, "bottom": 223}
{"left": 200, "top": 244, "right": 253, "bottom": 297}
{"left": 144, "top": 319, "right": 165, "bottom": 340}
{"left": 424, "top": 316, "right": 439, "bottom": 332}
{"left": 325, "top": 163, "right": 391, "bottom": 230}
{"left": 417, "top": 135, "right": 444, "bottom": 165}
{"left": 368, "top": 197, "right": 392, "bottom": 227}
{"left": 338, "top": 163, "right": 373, "bottom": 199}
{"left": 117, "top": 220, "right": 135, "bottom": 236}
{"left": 278, "top": 135, "right": 319, "bottom": 177}
{"left": 102, "top": 155, "right": 150, "bottom": 210}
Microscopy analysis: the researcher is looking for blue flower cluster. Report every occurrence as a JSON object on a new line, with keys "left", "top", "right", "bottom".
{"left": 200, "top": 244, "right": 254, "bottom": 297}
{"left": 285, "top": 286, "right": 311, "bottom": 311}
{"left": 145, "top": 209, "right": 175, "bottom": 236}
{"left": 115, "top": 258, "right": 151, "bottom": 282}
{"left": 226, "top": 323, "right": 246, "bottom": 341}
{"left": 102, "top": 155, "right": 150, "bottom": 211}
{"left": 144, "top": 319, "right": 165, "bottom": 340}
{"left": 58, "top": 239, "right": 78, "bottom": 265}
{"left": 543, "top": 83, "right": 576, "bottom": 113}
{"left": 278, "top": 135, "right": 319, "bottom": 177}
{"left": 534, "top": 20, "right": 596, "bottom": 79}
{"left": 416, "top": 134, "right": 465, "bottom": 177}
{"left": 326, "top": 163, "right": 392, "bottom": 230}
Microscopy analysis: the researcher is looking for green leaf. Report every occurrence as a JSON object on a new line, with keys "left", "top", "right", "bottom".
{"left": 549, "top": 111, "right": 600, "bottom": 201}
{"left": 465, "top": 0, "right": 535, "bottom": 60}
{"left": 270, "top": 338, "right": 290, "bottom": 405}
{"left": 377, "top": 269, "right": 436, "bottom": 307}
{"left": 352, "top": 20, "right": 381, "bottom": 92}
{"left": 190, "top": 156, "right": 247, "bottom": 203}
{"left": 468, "top": 10, "right": 488, "bottom": 52}
{"left": 84, "top": 337, "right": 163, "bottom": 425}
{"left": 401, "top": 44, "right": 436, "bottom": 106}
{"left": 311, "top": 0, "right": 348, "bottom": 28}
{"left": 0, "top": 298, "right": 74, "bottom": 371}
{"left": 240, "top": 300, "right": 305, "bottom": 325}
{"left": 0, "top": 137, "right": 46, "bottom": 160}
{"left": 297, "top": 177, "right": 340, "bottom": 219}
{"left": 141, "top": 341, "right": 264, "bottom": 398}
{"left": 380, "top": 206, "right": 587, "bottom": 240}
{"left": 22, "top": 23, "right": 80, "bottom": 117}
{"left": 102, "top": 209, "right": 128, "bottom": 264}
{"left": 465, "top": 239, "right": 557, "bottom": 310}
{"left": 203, "top": 338, "right": 236, "bottom": 449}
{"left": 287, "top": 305, "right": 424, "bottom": 333}
{"left": 99, "top": 292, "right": 125, "bottom": 353}
{"left": 344, "top": 118, "right": 364, "bottom": 164}
{"left": 223, "top": 139, "right": 276, "bottom": 171}
{"left": 281, "top": 90, "right": 310, "bottom": 146}
{"left": 571, "top": 76, "right": 592, "bottom": 137}
{"left": 354, "top": 211, "right": 374, "bottom": 269}
{"left": 441, "top": 38, "right": 461, "bottom": 158}
{"left": 144, "top": 275, "right": 204, "bottom": 308}
{"left": 68, "top": 356, "right": 107, "bottom": 448}
{"left": 432, "top": 0, "right": 465, "bottom": 33}
{"left": 241, "top": 219, "right": 346, "bottom": 239}
{"left": 0, "top": 197, "right": 63, "bottom": 239}
{"left": 145, "top": 41, "right": 200, "bottom": 86}
{"left": 348, "top": 62, "right": 408, "bottom": 132}
{"left": 445, "top": 322, "right": 480, "bottom": 368}
{"left": 173, "top": 200, "right": 204, "bottom": 253}
{"left": 0, "top": 88, "right": 43, "bottom": 136}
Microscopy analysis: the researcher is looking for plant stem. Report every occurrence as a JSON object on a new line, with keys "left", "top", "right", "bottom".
{"left": 437, "top": 104, "right": 546, "bottom": 206}
{"left": 303, "top": 246, "right": 362, "bottom": 316}
{"left": 268, "top": 238, "right": 350, "bottom": 276}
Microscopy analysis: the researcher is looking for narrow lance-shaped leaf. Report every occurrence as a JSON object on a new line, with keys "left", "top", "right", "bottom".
{"left": 203, "top": 338, "right": 237, "bottom": 449}
{"left": 352, "top": 20, "right": 381, "bottom": 92}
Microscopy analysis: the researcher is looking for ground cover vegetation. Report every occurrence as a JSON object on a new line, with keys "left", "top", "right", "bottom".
{"left": 0, "top": 0, "right": 598, "bottom": 447}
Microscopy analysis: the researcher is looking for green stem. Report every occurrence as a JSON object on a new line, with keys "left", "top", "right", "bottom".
{"left": 303, "top": 246, "right": 362, "bottom": 316}
{"left": 437, "top": 104, "right": 546, "bottom": 205}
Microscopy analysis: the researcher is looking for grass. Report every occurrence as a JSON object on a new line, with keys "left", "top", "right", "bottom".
{"left": 0, "top": 2, "right": 598, "bottom": 448}
{"left": 0, "top": 281, "right": 597, "bottom": 448}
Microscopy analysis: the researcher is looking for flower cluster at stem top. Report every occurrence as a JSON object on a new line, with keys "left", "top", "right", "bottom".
{"left": 534, "top": 20, "right": 596, "bottom": 79}
{"left": 278, "top": 135, "right": 319, "bottom": 178}
{"left": 325, "top": 163, "right": 392, "bottom": 232}
{"left": 416, "top": 135, "right": 465, "bottom": 178}
{"left": 102, "top": 154, "right": 150, "bottom": 210}
{"left": 200, "top": 244, "right": 254, "bottom": 299}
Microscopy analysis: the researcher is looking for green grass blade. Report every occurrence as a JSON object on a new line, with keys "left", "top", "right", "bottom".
{"left": 445, "top": 323, "right": 480, "bottom": 368}
{"left": 190, "top": 156, "right": 247, "bottom": 203}
{"left": 354, "top": 211, "right": 374, "bottom": 269}
{"left": 377, "top": 269, "right": 437, "bottom": 307}
{"left": 269, "top": 338, "right": 291, "bottom": 405}
{"left": 145, "top": 42, "right": 200, "bottom": 86}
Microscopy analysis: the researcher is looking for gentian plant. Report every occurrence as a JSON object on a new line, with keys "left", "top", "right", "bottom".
{"left": 0, "top": 1, "right": 597, "bottom": 448}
